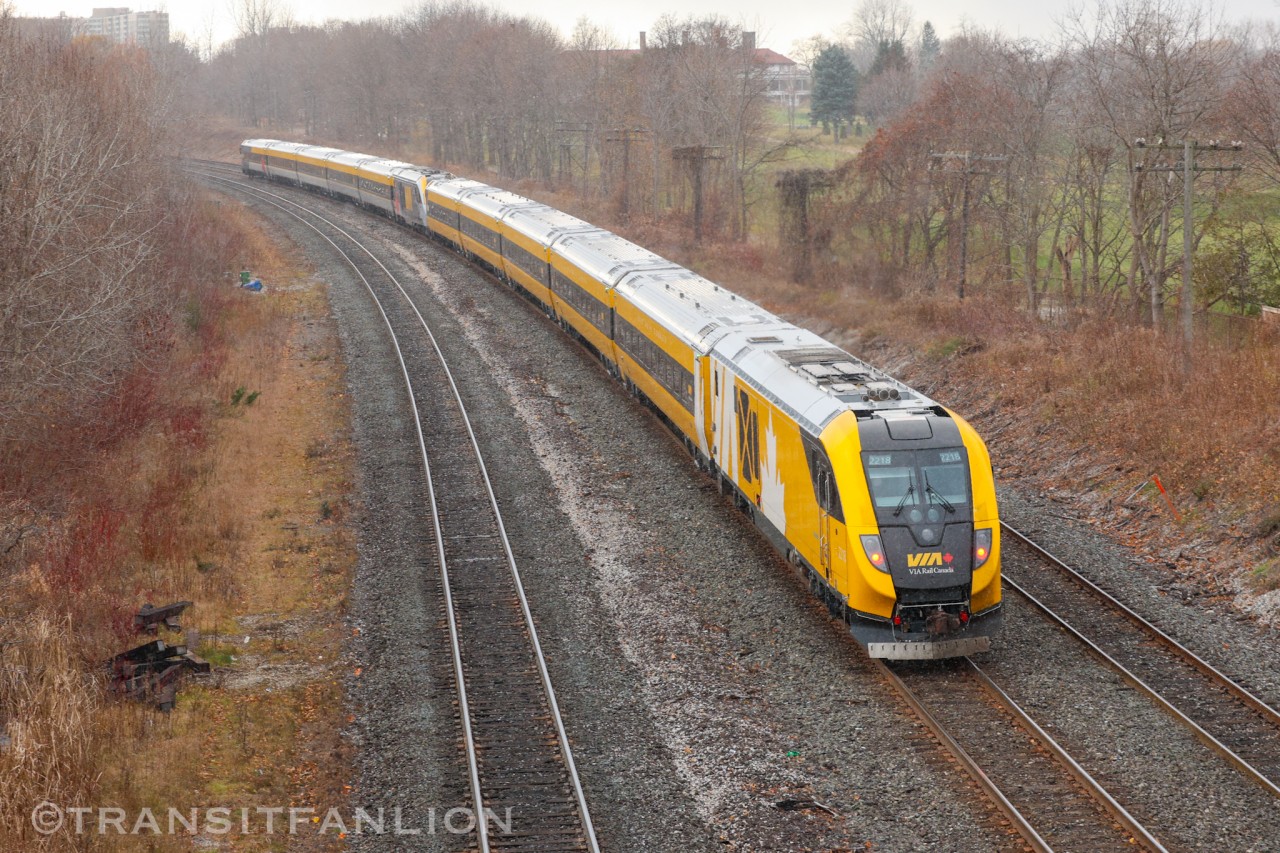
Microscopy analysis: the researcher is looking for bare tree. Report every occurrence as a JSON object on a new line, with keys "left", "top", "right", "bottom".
{"left": 1220, "top": 43, "right": 1280, "bottom": 184}
{"left": 1067, "top": 0, "right": 1235, "bottom": 327}
{"left": 230, "top": 0, "right": 293, "bottom": 39}
{"left": 0, "top": 19, "right": 177, "bottom": 444}
{"left": 845, "top": 0, "right": 914, "bottom": 69}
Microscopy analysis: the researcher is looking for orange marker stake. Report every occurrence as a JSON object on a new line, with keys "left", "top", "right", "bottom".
{"left": 1152, "top": 475, "right": 1181, "bottom": 521}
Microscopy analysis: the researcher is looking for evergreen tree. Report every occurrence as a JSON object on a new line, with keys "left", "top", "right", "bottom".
{"left": 919, "top": 21, "right": 940, "bottom": 68}
{"left": 809, "top": 45, "right": 859, "bottom": 135}
{"left": 869, "top": 39, "right": 909, "bottom": 77}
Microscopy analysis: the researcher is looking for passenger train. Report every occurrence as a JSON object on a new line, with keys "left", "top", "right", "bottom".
{"left": 240, "top": 139, "right": 1002, "bottom": 659}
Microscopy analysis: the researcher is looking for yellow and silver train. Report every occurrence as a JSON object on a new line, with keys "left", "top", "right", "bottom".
{"left": 241, "top": 139, "right": 1002, "bottom": 659}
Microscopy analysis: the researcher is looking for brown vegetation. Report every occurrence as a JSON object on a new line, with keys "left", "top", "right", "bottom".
{"left": 1, "top": 13, "right": 353, "bottom": 850}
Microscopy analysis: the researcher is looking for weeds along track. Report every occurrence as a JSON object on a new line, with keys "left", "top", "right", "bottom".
{"left": 878, "top": 657, "right": 1166, "bottom": 853}
{"left": 1001, "top": 523, "right": 1280, "bottom": 800}
{"left": 194, "top": 165, "right": 599, "bottom": 853}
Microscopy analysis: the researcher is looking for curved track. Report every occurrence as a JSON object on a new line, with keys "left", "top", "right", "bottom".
{"left": 194, "top": 164, "right": 599, "bottom": 853}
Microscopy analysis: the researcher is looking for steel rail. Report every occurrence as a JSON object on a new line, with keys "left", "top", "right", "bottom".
{"left": 872, "top": 659, "right": 1054, "bottom": 853}
{"left": 1002, "top": 524, "right": 1280, "bottom": 799}
{"left": 197, "top": 170, "right": 600, "bottom": 852}
{"left": 878, "top": 657, "right": 1168, "bottom": 853}
{"left": 1001, "top": 574, "right": 1280, "bottom": 800}
{"left": 964, "top": 658, "right": 1169, "bottom": 853}
{"left": 1002, "top": 523, "right": 1280, "bottom": 728}
{"left": 199, "top": 172, "right": 493, "bottom": 848}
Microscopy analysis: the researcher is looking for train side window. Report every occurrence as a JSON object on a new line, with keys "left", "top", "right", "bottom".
{"left": 801, "top": 434, "right": 845, "bottom": 522}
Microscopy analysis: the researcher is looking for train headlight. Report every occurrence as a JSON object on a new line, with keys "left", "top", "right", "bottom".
{"left": 973, "top": 528, "right": 993, "bottom": 569}
{"left": 860, "top": 534, "right": 889, "bottom": 573}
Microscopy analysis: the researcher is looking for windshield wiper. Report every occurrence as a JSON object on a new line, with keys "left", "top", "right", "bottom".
{"left": 893, "top": 482, "right": 916, "bottom": 517}
{"left": 923, "top": 473, "right": 955, "bottom": 514}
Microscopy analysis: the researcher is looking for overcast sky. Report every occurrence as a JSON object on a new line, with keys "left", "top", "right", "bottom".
{"left": 9, "top": 0, "right": 1279, "bottom": 57}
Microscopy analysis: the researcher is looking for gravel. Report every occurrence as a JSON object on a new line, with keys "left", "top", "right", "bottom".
{"left": 981, "top": 561, "right": 1280, "bottom": 850}
{"left": 1000, "top": 490, "right": 1280, "bottom": 712}
{"left": 230, "top": 182, "right": 1280, "bottom": 852}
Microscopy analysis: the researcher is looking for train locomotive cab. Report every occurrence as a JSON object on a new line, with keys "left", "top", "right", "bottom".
{"left": 835, "top": 410, "right": 1002, "bottom": 659}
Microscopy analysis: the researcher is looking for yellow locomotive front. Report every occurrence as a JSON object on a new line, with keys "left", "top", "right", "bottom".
{"left": 823, "top": 409, "right": 1002, "bottom": 659}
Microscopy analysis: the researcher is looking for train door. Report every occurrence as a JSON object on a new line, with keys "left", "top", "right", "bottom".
{"left": 734, "top": 387, "right": 762, "bottom": 508}
{"left": 695, "top": 355, "right": 712, "bottom": 458}
{"left": 817, "top": 470, "right": 835, "bottom": 579}
{"left": 804, "top": 439, "right": 847, "bottom": 586}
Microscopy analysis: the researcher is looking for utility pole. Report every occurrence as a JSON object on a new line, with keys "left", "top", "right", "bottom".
{"left": 672, "top": 145, "right": 724, "bottom": 244}
{"left": 555, "top": 122, "right": 590, "bottom": 194}
{"left": 928, "top": 151, "right": 1006, "bottom": 300}
{"left": 604, "top": 128, "right": 647, "bottom": 223}
{"left": 1134, "top": 138, "right": 1243, "bottom": 372}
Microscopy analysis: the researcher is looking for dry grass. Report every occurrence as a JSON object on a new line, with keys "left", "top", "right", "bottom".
{"left": 0, "top": 193, "right": 355, "bottom": 850}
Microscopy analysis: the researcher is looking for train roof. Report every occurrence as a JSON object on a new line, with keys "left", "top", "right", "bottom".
{"left": 389, "top": 165, "right": 446, "bottom": 182}
{"left": 427, "top": 177, "right": 492, "bottom": 201}
{"left": 242, "top": 138, "right": 283, "bottom": 151}
{"left": 296, "top": 145, "right": 345, "bottom": 161}
{"left": 615, "top": 266, "right": 777, "bottom": 353}
{"left": 326, "top": 150, "right": 378, "bottom": 170}
{"left": 464, "top": 188, "right": 543, "bottom": 220}
{"left": 553, "top": 231, "right": 675, "bottom": 287}
{"left": 501, "top": 204, "right": 597, "bottom": 246}
{"left": 718, "top": 328, "right": 938, "bottom": 434}
{"left": 612, "top": 264, "right": 935, "bottom": 432}
{"left": 356, "top": 157, "right": 420, "bottom": 180}
{"left": 270, "top": 142, "right": 311, "bottom": 157}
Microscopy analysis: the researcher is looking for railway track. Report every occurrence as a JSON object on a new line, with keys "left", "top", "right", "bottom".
{"left": 878, "top": 657, "right": 1166, "bottom": 852}
{"left": 194, "top": 165, "right": 599, "bottom": 853}
{"left": 1002, "top": 523, "right": 1280, "bottom": 800}
{"left": 888, "top": 518, "right": 1280, "bottom": 851}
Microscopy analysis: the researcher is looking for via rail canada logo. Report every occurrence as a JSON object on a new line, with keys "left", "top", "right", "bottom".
{"left": 906, "top": 552, "right": 954, "bottom": 572}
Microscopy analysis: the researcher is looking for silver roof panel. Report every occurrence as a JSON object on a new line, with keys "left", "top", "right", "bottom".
{"left": 358, "top": 158, "right": 419, "bottom": 179}
{"left": 327, "top": 151, "right": 375, "bottom": 169}
{"left": 617, "top": 267, "right": 780, "bottom": 350}
{"left": 553, "top": 231, "right": 677, "bottom": 287}
{"left": 428, "top": 177, "right": 490, "bottom": 201}
{"left": 502, "top": 205, "right": 598, "bottom": 246}
{"left": 296, "top": 145, "right": 345, "bottom": 161}
{"left": 465, "top": 189, "right": 542, "bottom": 219}
{"left": 389, "top": 165, "right": 444, "bottom": 181}
{"left": 714, "top": 327, "right": 938, "bottom": 435}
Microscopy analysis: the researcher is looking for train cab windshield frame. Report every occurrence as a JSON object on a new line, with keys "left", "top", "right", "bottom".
{"left": 861, "top": 448, "right": 973, "bottom": 526}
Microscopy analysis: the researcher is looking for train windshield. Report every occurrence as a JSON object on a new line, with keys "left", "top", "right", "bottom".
{"left": 862, "top": 448, "right": 971, "bottom": 523}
